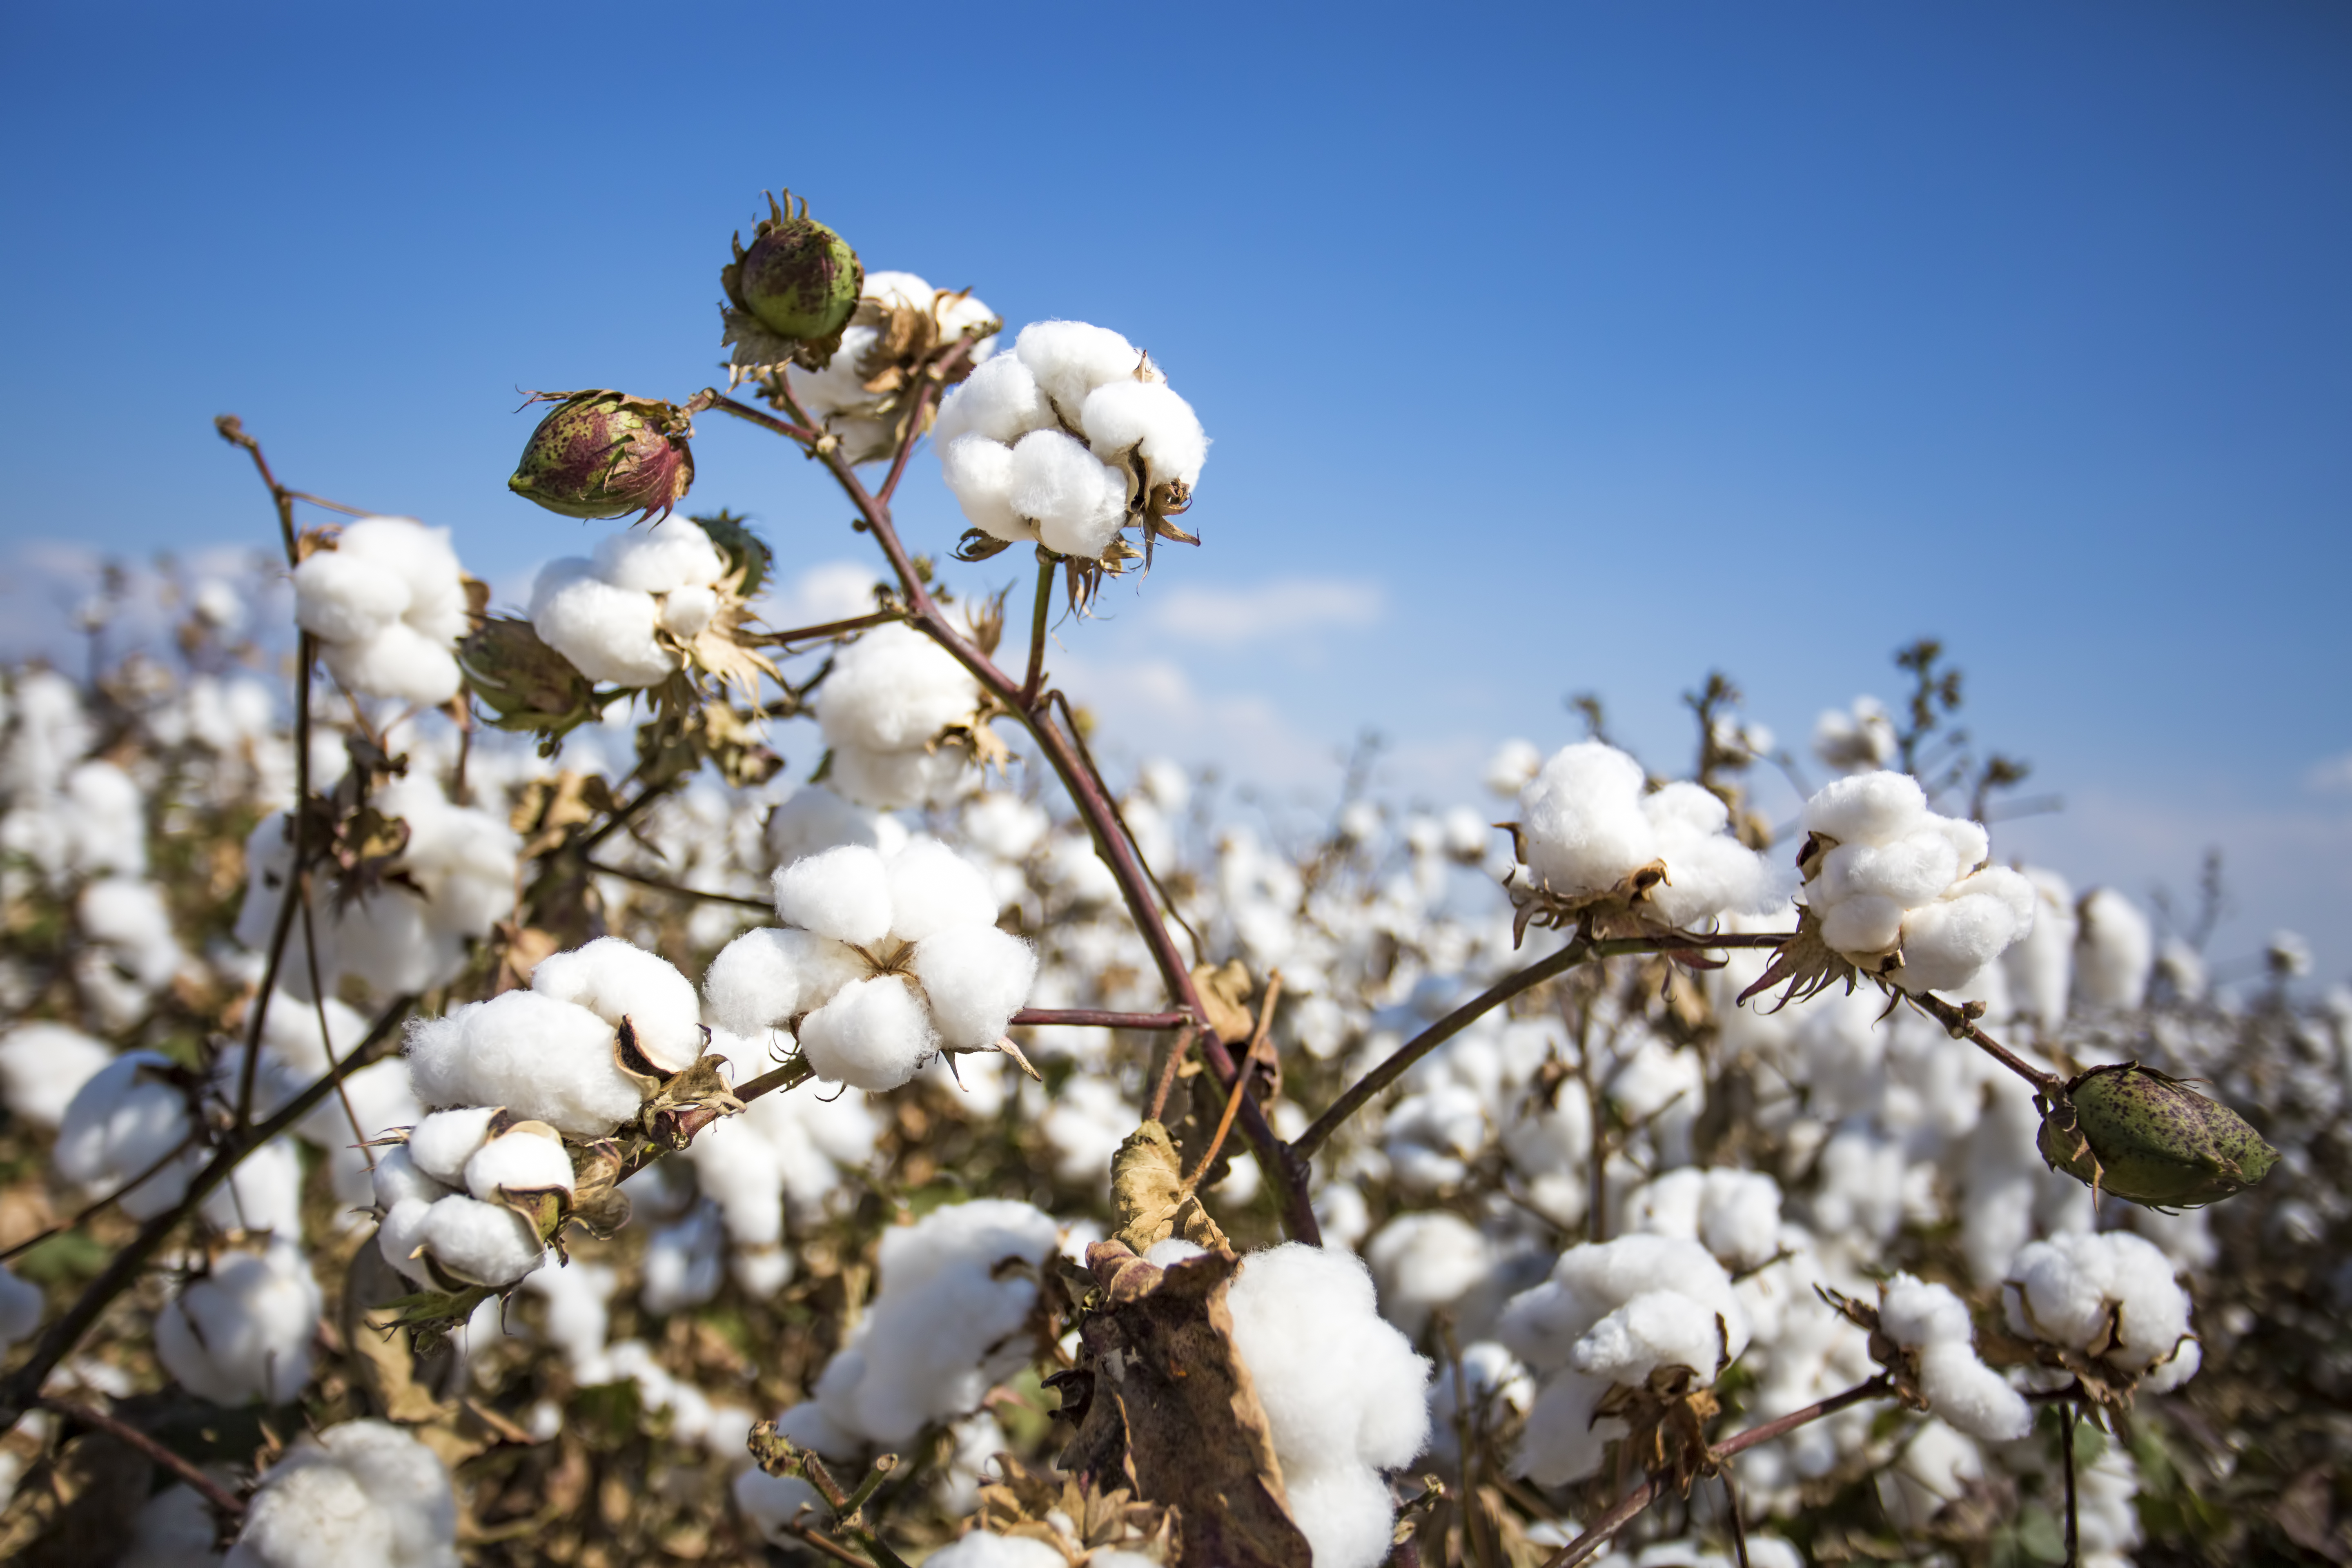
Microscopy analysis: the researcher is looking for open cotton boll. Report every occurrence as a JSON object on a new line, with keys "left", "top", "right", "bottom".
{"left": 294, "top": 550, "right": 409, "bottom": 644}
{"left": 2003, "top": 867, "right": 2078, "bottom": 1027}
{"left": 421, "top": 1194, "right": 545, "bottom": 1287}
{"left": 590, "top": 516, "right": 724, "bottom": 595}
{"left": 336, "top": 519, "right": 468, "bottom": 641}
{"left": 923, "top": 1534, "right": 1069, "bottom": 1568}
{"left": 372, "top": 1145, "right": 453, "bottom": 1210}
{"left": 1498, "top": 1235, "right": 1748, "bottom": 1376}
{"left": 53, "top": 1051, "right": 198, "bottom": 1218}
{"left": 765, "top": 785, "right": 903, "bottom": 864}
{"left": 1875, "top": 1274, "right": 2031, "bottom": 1441}
{"left": 2003, "top": 1230, "right": 2193, "bottom": 1379}
{"left": 201, "top": 1137, "right": 306, "bottom": 1241}
{"left": 530, "top": 937, "right": 704, "bottom": 1073}
{"left": 1801, "top": 771, "right": 1929, "bottom": 846}
{"left": 1569, "top": 1289, "right": 1733, "bottom": 1384}
{"left": 322, "top": 621, "right": 463, "bottom": 706}
{"left": 376, "top": 1199, "right": 439, "bottom": 1287}
{"left": 828, "top": 741, "right": 974, "bottom": 813}
{"left": 403, "top": 990, "right": 645, "bottom": 1136}
{"left": 1367, "top": 1210, "right": 1494, "bottom": 1340}
{"left": 772, "top": 844, "right": 893, "bottom": 946}
{"left": 1896, "top": 867, "right": 2038, "bottom": 993}
{"left": 2075, "top": 888, "right": 2154, "bottom": 1010}
{"left": 1008, "top": 428, "right": 1127, "bottom": 559}
{"left": 1283, "top": 1466, "right": 1400, "bottom": 1568}
{"left": 227, "top": 1417, "right": 458, "bottom": 1568}
{"left": 156, "top": 1241, "right": 322, "bottom": 1406}
{"left": 799, "top": 977, "right": 937, "bottom": 1090}
{"left": 938, "top": 434, "right": 1032, "bottom": 543}
{"left": 816, "top": 623, "right": 980, "bottom": 755}
{"left": 1080, "top": 378, "right": 1208, "bottom": 490}
{"left": 1013, "top": 319, "right": 1147, "bottom": 421}
{"left": 528, "top": 559, "right": 679, "bottom": 688}
{"left": 1514, "top": 1367, "right": 1620, "bottom": 1485}
{"left": 0, "top": 1021, "right": 114, "bottom": 1127}
{"left": 910, "top": 926, "right": 1038, "bottom": 1050}
{"left": 465, "top": 1124, "right": 574, "bottom": 1201}
{"left": 1516, "top": 742, "right": 1655, "bottom": 893}
{"left": 933, "top": 352, "right": 1054, "bottom": 447}
{"left": 406, "top": 1106, "right": 497, "bottom": 1187}
{"left": 1815, "top": 831, "right": 1963, "bottom": 910}
{"left": 884, "top": 839, "right": 998, "bottom": 943}
{"left": 704, "top": 926, "right": 866, "bottom": 1036}
{"left": 659, "top": 584, "right": 718, "bottom": 638}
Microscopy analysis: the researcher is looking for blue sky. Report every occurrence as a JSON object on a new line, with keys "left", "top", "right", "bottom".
{"left": 3, "top": 2, "right": 2348, "bottom": 979}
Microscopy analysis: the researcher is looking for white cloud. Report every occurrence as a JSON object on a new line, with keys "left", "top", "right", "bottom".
{"left": 2305, "top": 751, "right": 2352, "bottom": 795}
{"left": 1146, "top": 578, "right": 1385, "bottom": 647}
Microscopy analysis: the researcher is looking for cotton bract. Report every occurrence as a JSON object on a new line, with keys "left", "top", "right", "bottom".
{"left": 225, "top": 1418, "right": 460, "bottom": 1568}
{"left": 1797, "top": 771, "right": 2036, "bottom": 993}
{"left": 1512, "top": 742, "right": 1788, "bottom": 931}
{"left": 707, "top": 840, "right": 1035, "bottom": 1090}
{"left": 291, "top": 518, "right": 470, "bottom": 706}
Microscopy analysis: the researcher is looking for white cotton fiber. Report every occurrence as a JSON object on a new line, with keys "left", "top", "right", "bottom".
{"left": 910, "top": 926, "right": 1037, "bottom": 1050}
{"left": 372, "top": 1145, "right": 452, "bottom": 1210}
{"left": 156, "top": 1241, "right": 321, "bottom": 1406}
{"left": 816, "top": 623, "right": 979, "bottom": 755}
{"left": 291, "top": 518, "right": 468, "bottom": 707}
{"left": 591, "top": 517, "right": 724, "bottom": 595}
{"left": 922, "top": 1534, "right": 1069, "bottom": 1568}
{"left": 1081, "top": 378, "right": 1208, "bottom": 490}
{"left": 529, "top": 560, "right": 679, "bottom": 688}
{"left": 405, "top": 1106, "right": 497, "bottom": 1186}
{"left": 465, "top": 1124, "right": 574, "bottom": 1200}
{"left": 939, "top": 435, "right": 1030, "bottom": 543}
{"left": 2004, "top": 1230, "right": 2194, "bottom": 1381}
{"left": 53, "top": 1051, "right": 198, "bottom": 1219}
{"left": 403, "top": 990, "right": 644, "bottom": 1137}
{"left": 376, "top": 1198, "right": 438, "bottom": 1287}
{"left": 1008, "top": 428, "right": 1127, "bottom": 560}
{"left": 1570, "top": 1288, "right": 1729, "bottom": 1382}
{"left": 884, "top": 839, "right": 998, "bottom": 943}
{"left": 1513, "top": 1367, "right": 1618, "bottom": 1486}
{"left": 704, "top": 927, "right": 864, "bottom": 1034}
{"left": 294, "top": 551, "right": 409, "bottom": 644}
{"left": 1515, "top": 743, "right": 1785, "bottom": 927}
{"left": 659, "top": 584, "right": 717, "bottom": 637}
{"left": 201, "top": 1137, "right": 307, "bottom": 1241}
{"left": 530, "top": 936, "right": 704, "bottom": 1074}
{"left": 1801, "top": 771, "right": 1928, "bottom": 846}
{"left": 1498, "top": 1235, "right": 1749, "bottom": 1376}
{"left": 933, "top": 353, "right": 1054, "bottom": 447}
{"left": 0, "top": 1021, "right": 114, "bottom": 1127}
{"left": 798, "top": 977, "right": 937, "bottom": 1090}
{"left": 227, "top": 1417, "right": 458, "bottom": 1568}
{"left": 323, "top": 623, "right": 463, "bottom": 708}
{"left": 1875, "top": 1273, "right": 2031, "bottom": 1441}
{"left": 421, "top": 1194, "right": 545, "bottom": 1287}
{"left": 1366, "top": 1211, "right": 1494, "bottom": 1339}
{"left": 2075, "top": 887, "right": 2154, "bottom": 1010}
{"left": 765, "top": 785, "right": 901, "bottom": 864}
{"left": 772, "top": 845, "right": 894, "bottom": 946}
{"left": 733, "top": 1468, "right": 826, "bottom": 1550}
{"left": 827, "top": 741, "right": 973, "bottom": 813}
{"left": 1014, "top": 320, "right": 1147, "bottom": 420}
{"left": 1225, "top": 1243, "right": 1432, "bottom": 1568}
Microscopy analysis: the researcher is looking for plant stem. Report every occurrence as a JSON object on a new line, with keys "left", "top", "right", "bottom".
{"left": 584, "top": 859, "right": 772, "bottom": 911}
{"left": 705, "top": 394, "right": 820, "bottom": 444}
{"left": 1012, "top": 1009, "right": 1192, "bottom": 1030}
{"left": 1020, "top": 549, "right": 1054, "bottom": 708}
{"left": 746, "top": 610, "right": 902, "bottom": 648}
{"left": 1906, "top": 991, "right": 2067, "bottom": 1096}
{"left": 36, "top": 1396, "right": 247, "bottom": 1516}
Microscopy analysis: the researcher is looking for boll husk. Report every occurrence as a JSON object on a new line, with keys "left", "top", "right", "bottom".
{"left": 509, "top": 390, "right": 698, "bottom": 521}
{"left": 720, "top": 190, "right": 863, "bottom": 374}
{"left": 458, "top": 616, "right": 599, "bottom": 746}
{"left": 2038, "top": 1063, "right": 2278, "bottom": 1208}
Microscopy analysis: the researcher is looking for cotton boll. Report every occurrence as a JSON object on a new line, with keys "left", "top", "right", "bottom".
{"left": 911, "top": 925, "right": 1038, "bottom": 1050}
{"left": 2075, "top": 888, "right": 2154, "bottom": 1011}
{"left": 530, "top": 937, "right": 704, "bottom": 1073}
{"left": 765, "top": 785, "right": 897, "bottom": 865}
{"left": 421, "top": 1195, "right": 545, "bottom": 1287}
{"left": 336, "top": 518, "right": 468, "bottom": 641}
{"left": 2002, "top": 867, "right": 2077, "bottom": 1029}
{"left": 377, "top": 1199, "right": 438, "bottom": 1287}
{"left": 590, "top": 516, "right": 724, "bottom": 595}
{"left": 1514, "top": 1368, "right": 1619, "bottom": 1484}
{"left": 1819, "top": 895, "right": 1905, "bottom": 957}
{"left": 1080, "top": 378, "right": 1208, "bottom": 490}
{"left": 0, "top": 1021, "right": 114, "bottom": 1127}
{"left": 933, "top": 353, "right": 1054, "bottom": 447}
{"left": 1516, "top": 742, "right": 1655, "bottom": 895}
{"left": 1570, "top": 1289, "right": 1730, "bottom": 1383}
{"left": 816, "top": 623, "right": 980, "bottom": 755}
{"left": 404, "top": 991, "right": 646, "bottom": 1136}
{"left": 465, "top": 1124, "right": 574, "bottom": 1200}
{"left": 923, "top": 1535, "right": 1069, "bottom": 1568}
{"left": 828, "top": 740, "right": 975, "bottom": 812}
{"left": 1008, "top": 428, "right": 1128, "bottom": 559}
{"left": 156, "top": 1241, "right": 321, "bottom": 1406}
{"left": 1815, "top": 831, "right": 1962, "bottom": 911}
{"left": 201, "top": 1138, "right": 307, "bottom": 1241}
{"left": 799, "top": 976, "right": 937, "bottom": 1090}
{"left": 962, "top": 793, "right": 1049, "bottom": 862}
{"left": 1013, "top": 320, "right": 1146, "bottom": 421}
{"left": 705, "top": 927, "right": 865, "bottom": 1034}
{"left": 528, "top": 560, "right": 679, "bottom": 688}
{"left": 2005, "top": 1231, "right": 2192, "bottom": 1377}
{"left": 1898, "top": 868, "right": 2037, "bottom": 993}
{"left": 1226, "top": 1243, "right": 1433, "bottom": 1476}
{"left": 293, "top": 550, "right": 408, "bottom": 644}
{"left": 1915, "top": 1341, "right": 2031, "bottom": 1441}
{"left": 371, "top": 1145, "right": 452, "bottom": 1210}
{"left": 321, "top": 621, "right": 462, "bottom": 707}
{"left": 1284, "top": 1463, "right": 1401, "bottom": 1568}
{"left": 1801, "top": 771, "right": 1928, "bottom": 846}
{"left": 884, "top": 839, "right": 999, "bottom": 943}
{"left": 772, "top": 844, "right": 893, "bottom": 945}
{"left": 938, "top": 434, "right": 1031, "bottom": 543}
{"left": 53, "top": 1051, "right": 198, "bottom": 1219}
{"left": 642, "top": 1204, "right": 726, "bottom": 1315}
{"left": 658, "top": 584, "right": 717, "bottom": 638}
{"left": 228, "top": 1418, "right": 457, "bottom": 1568}
{"left": 405, "top": 1106, "right": 496, "bottom": 1187}
{"left": 1367, "top": 1212, "right": 1494, "bottom": 1340}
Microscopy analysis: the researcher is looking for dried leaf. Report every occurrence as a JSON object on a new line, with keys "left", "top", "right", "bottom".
{"left": 1189, "top": 961, "right": 1255, "bottom": 1044}
{"left": 1109, "top": 1122, "right": 1227, "bottom": 1256}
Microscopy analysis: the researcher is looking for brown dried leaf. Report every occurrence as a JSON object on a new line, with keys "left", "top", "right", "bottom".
{"left": 1189, "top": 960, "right": 1256, "bottom": 1044}
{"left": 1108, "top": 1121, "right": 1227, "bottom": 1256}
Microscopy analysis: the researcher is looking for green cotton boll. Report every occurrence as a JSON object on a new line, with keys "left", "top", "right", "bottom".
{"left": 2038, "top": 1063, "right": 2279, "bottom": 1208}
{"left": 722, "top": 192, "right": 862, "bottom": 356}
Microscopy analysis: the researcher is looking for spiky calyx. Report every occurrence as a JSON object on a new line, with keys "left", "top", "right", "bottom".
{"left": 720, "top": 191, "right": 862, "bottom": 371}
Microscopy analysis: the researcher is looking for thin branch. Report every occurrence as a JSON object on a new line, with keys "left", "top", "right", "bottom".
{"left": 1183, "top": 974, "right": 1282, "bottom": 1190}
{"left": 0, "top": 993, "right": 418, "bottom": 1431}
{"left": 2062, "top": 1401, "right": 2079, "bottom": 1568}
{"left": 874, "top": 339, "right": 974, "bottom": 507}
{"left": 1020, "top": 549, "right": 1054, "bottom": 708}
{"left": 1536, "top": 1377, "right": 1892, "bottom": 1568}
{"left": 584, "top": 859, "right": 773, "bottom": 912}
{"left": 1293, "top": 931, "right": 1789, "bottom": 1160}
{"left": 1012, "top": 1009, "right": 1192, "bottom": 1030}
{"left": 1146, "top": 1024, "right": 1199, "bottom": 1125}
{"left": 0, "top": 1131, "right": 203, "bottom": 1264}
{"left": 776, "top": 1518, "right": 871, "bottom": 1568}
{"left": 1904, "top": 990, "right": 2067, "bottom": 1096}
{"left": 35, "top": 1396, "right": 246, "bottom": 1516}
{"left": 745, "top": 610, "right": 902, "bottom": 649}
{"left": 704, "top": 393, "right": 821, "bottom": 444}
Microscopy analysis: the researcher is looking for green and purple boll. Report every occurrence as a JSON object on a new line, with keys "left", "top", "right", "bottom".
{"left": 507, "top": 390, "right": 698, "bottom": 521}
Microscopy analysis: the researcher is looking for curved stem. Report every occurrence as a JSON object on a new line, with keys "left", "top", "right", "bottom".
{"left": 1292, "top": 931, "right": 1791, "bottom": 1160}
{"left": 1906, "top": 990, "right": 2067, "bottom": 1096}
{"left": 706, "top": 394, "right": 820, "bottom": 444}
{"left": 36, "top": 1396, "right": 247, "bottom": 1516}
{"left": 747, "top": 611, "right": 902, "bottom": 649}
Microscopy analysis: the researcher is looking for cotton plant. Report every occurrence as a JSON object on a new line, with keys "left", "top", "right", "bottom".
{"left": 154, "top": 1239, "right": 323, "bottom": 1406}
{"left": 705, "top": 838, "right": 1037, "bottom": 1091}
{"left": 290, "top": 516, "right": 472, "bottom": 708}
{"left": 934, "top": 319, "right": 1208, "bottom": 577}
{"left": 813, "top": 621, "right": 993, "bottom": 810}
{"left": 223, "top": 1418, "right": 461, "bottom": 1568}
{"left": 785, "top": 269, "right": 1002, "bottom": 463}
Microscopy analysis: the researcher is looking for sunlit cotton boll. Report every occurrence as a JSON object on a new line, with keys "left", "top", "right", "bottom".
{"left": 403, "top": 989, "right": 647, "bottom": 1136}
{"left": 225, "top": 1417, "right": 459, "bottom": 1568}
{"left": 1080, "top": 378, "right": 1207, "bottom": 492}
{"left": 529, "top": 936, "right": 705, "bottom": 1074}
{"left": 816, "top": 623, "right": 979, "bottom": 756}
{"left": 528, "top": 559, "right": 677, "bottom": 688}
{"left": 291, "top": 517, "right": 469, "bottom": 706}
{"left": 1225, "top": 1243, "right": 1432, "bottom": 1568}
{"left": 1515, "top": 743, "right": 1785, "bottom": 925}
{"left": 2002, "top": 1231, "right": 2198, "bottom": 1389}
{"left": 156, "top": 1240, "right": 321, "bottom": 1407}
{"left": 1874, "top": 1273, "right": 2031, "bottom": 1441}
{"left": 53, "top": 1051, "right": 202, "bottom": 1219}
{"left": 0, "top": 1020, "right": 114, "bottom": 1127}
{"left": 797, "top": 977, "right": 938, "bottom": 1091}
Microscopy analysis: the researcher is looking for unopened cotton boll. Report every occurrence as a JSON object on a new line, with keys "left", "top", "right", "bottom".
{"left": 910, "top": 926, "right": 1037, "bottom": 1050}
{"left": 799, "top": 976, "right": 937, "bottom": 1090}
{"left": 226, "top": 1417, "right": 459, "bottom": 1568}
{"left": 156, "top": 1241, "right": 322, "bottom": 1406}
{"left": 530, "top": 936, "right": 704, "bottom": 1073}
{"left": 0, "top": 1021, "right": 114, "bottom": 1127}
{"left": 404, "top": 990, "right": 645, "bottom": 1136}
{"left": 1008, "top": 428, "right": 1128, "bottom": 559}
{"left": 816, "top": 623, "right": 979, "bottom": 755}
{"left": 1080, "top": 378, "right": 1208, "bottom": 491}
{"left": 464, "top": 1123, "right": 574, "bottom": 1201}
{"left": 1224, "top": 1243, "right": 1432, "bottom": 1568}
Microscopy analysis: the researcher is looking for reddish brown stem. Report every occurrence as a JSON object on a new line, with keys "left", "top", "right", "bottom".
{"left": 748, "top": 610, "right": 902, "bottom": 648}
{"left": 1013, "top": 1009, "right": 1192, "bottom": 1030}
{"left": 37, "top": 1396, "right": 247, "bottom": 1516}
{"left": 706, "top": 394, "right": 821, "bottom": 444}
{"left": 1907, "top": 990, "right": 2067, "bottom": 1096}
{"left": 874, "top": 340, "right": 971, "bottom": 505}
